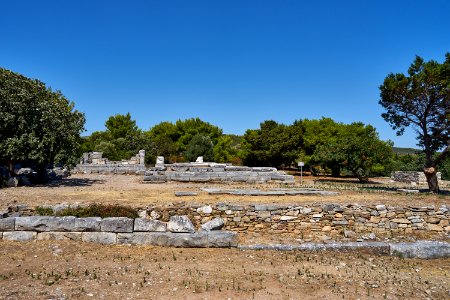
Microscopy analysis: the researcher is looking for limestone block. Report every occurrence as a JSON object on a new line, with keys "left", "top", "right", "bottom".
{"left": 201, "top": 218, "right": 224, "bottom": 231}
{"left": 15, "top": 216, "right": 76, "bottom": 232}
{"left": 280, "top": 216, "right": 298, "bottom": 221}
{"left": 175, "top": 191, "right": 198, "bottom": 197}
{"left": 74, "top": 217, "right": 102, "bottom": 232}
{"left": 117, "top": 232, "right": 209, "bottom": 247}
{"left": 3, "top": 231, "right": 36, "bottom": 241}
{"left": 427, "top": 224, "right": 444, "bottom": 231}
{"left": 100, "top": 217, "right": 133, "bottom": 233}
{"left": 167, "top": 216, "right": 195, "bottom": 233}
{"left": 207, "top": 231, "right": 238, "bottom": 247}
{"left": 225, "top": 166, "right": 251, "bottom": 171}
{"left": 0, "top": 217, "right": 15, "bottom": 231}
{"left": 134, "top": 218, "right": 167, "bottom": 232}
{"left": 82, "top": 232, "right": 117, "bottom": 244}
{"left": 390, "top": 241, "right": 450, "bottom": 259}
{"left": 37, "top": 232, "right": 82, "bottom": 241}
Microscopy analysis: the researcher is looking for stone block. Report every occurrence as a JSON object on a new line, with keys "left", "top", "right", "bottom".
{"left": 197, "top": 205, "right": 213, "bottom": 214}
{"left": 74, "top": 217, "right": 102, "bottom": 232}
{"left": 3, "top": 231, "right": 36, "bottom": 241}
{"left": 175, "top": 191, "right": 198, "bottom": 197}
{"left": 82, "top": 232, "right": 117, "bottom": 244}
{"left": 15, "top": 216, "right": 76, "bottom": 232}
{"left": 118, "top": 232, "right": 209, "bottom": 247}
{"left": 37, "top": 232, "right": 82, "bottom": 241}
{"left": 0, "top": 217, "right": 15, "bottom": 231}
{"left": 201, "top": 218, "right": 224, "bottom": 231}
{"left": 134, "top": 218, "right": 167, "bottom": 232}
{"left": 100, "top": 217, "right": 133, "bottom": 233}
{"left": 390, "top": 241, "right": 450, "bottom": 259}
{"left": 167, "top": 216, "right": 195, "bottom": 233}
{"left": 207, "top": 231, "right": 238, "bottom": 247}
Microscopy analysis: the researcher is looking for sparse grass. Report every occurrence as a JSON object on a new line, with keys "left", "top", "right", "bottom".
{"left": 35, "top": 206, "right": 54, "bottom": 216}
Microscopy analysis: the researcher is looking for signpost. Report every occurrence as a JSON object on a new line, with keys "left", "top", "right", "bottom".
{"left": 298, "top": 162, "right": 304, "bottom": 185}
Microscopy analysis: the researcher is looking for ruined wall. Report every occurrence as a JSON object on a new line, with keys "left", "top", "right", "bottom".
{"left": 73, "top": 150, "right": 146, "bottom": 175}
{"left": 392, "top": 171, "right": 442, "bottom": 185}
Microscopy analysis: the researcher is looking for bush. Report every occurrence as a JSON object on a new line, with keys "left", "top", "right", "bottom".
{"left": 35, "top": 206, "right": 54, "bottom": 216}
{"left": 48, "top": 204, "right": 138, "bottom": 218}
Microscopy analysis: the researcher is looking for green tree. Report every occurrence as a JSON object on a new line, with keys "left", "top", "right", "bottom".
{"left": 379, "top": 54, "right": 450, "bottom": 192}
{"left": 105, "top": 113, "right": 139, "bottom": 139}
{"left": 214, "top": 135, "right": 238, "bottom": 163}
{"left": 242, "top": 120, "right": 301, "bottom": 168}
{"left": 184, "top": 134, "right": 214, "bottom": 162}
{"left": 0, "top": 67, "right": 85, "bottom": 174}
{"left": 313, "top": 123, "right": 393, "bottom": 181}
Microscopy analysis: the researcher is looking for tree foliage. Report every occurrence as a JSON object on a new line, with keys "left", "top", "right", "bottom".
{"left": 379, "top": 53, "right": 450, "bottom": 192}
{"left": 0, "top": 67, "right": 85, "bottom": 172}
{"left": 184, "top": 134, "right": 214, "bottom": 162}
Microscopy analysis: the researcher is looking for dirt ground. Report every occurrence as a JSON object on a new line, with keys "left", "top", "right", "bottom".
{"left": 0, "top": 174, "right": 449, "bottom": 209}
{"left": 0, "top": 174, "right": 449, "bottom": 299}
{"left": 0, "top": 240, "right": 449, "bottom": 300}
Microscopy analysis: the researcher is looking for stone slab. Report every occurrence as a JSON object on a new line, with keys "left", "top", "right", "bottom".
{"left": 100, "top": 217, "right": 134, "bottom": 233}
{"left": 117, "top": 232, "right": 209, "bottom": 247}
{"left": 3, "top": 231, "right": 37, "bottom": 241}
{"left": 82, "top": 232, "right": 117, "bottom": 244}
{"left": 167, "top": 216, "right": 195, "bottom": 233}
{"left": 74, "top": 217, "right": 102, "bottom": 232}
{"left": 389, "top": 241, "right": 450, "bottom": 259}
{"left": 134, "top": 218, "right": 167, "bottom": 232}
{"left": 0, "top": 217, "right": 15, "bottom": 231}
{"left": 15, "top": 216, "right": 76, "bottom": 232}
{"left": 37, "top": 232, "right": 82, "bottom": 241}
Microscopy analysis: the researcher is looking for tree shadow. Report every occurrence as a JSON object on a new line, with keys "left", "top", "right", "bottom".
{"left": 36, "top": 177, "right": 106, "bottom": 188}
{"left": 314, "top": 178, "right": 383, "bottom": 185}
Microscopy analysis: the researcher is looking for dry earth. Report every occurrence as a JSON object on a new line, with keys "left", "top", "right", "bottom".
{"left": 0, "top": 174, "right": 449, "bottom": 299}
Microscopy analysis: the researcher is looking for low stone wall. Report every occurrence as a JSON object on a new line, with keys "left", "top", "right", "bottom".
{"left": 0, "top": 216, "right": 237, "bottom": 247}
{"left": 144, "top": 163, "right": 295, "bottom": 183}
{"left": 144, "top": 202, "right": 449, "bottom": 242}
{"left": 392, "top": 171, "right": 442, "bottom": 185}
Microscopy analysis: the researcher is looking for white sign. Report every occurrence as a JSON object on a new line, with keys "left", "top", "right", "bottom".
{"left": 298, "top": 162, "right": 304, "bottom": 167}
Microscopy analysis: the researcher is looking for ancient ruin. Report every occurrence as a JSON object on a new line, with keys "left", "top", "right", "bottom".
{"left": 73, "top": 150, "right": 146, "bottom": 174}
{"left": 392, "top": 171, "right": 442, "bottom": 185}
{"left": 144, "top": 156, "right": 295, "bottom": 183}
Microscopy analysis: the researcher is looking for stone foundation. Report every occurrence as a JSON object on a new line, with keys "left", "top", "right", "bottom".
{"left": 73, "top": 150, "right": 146, "bottom": 175}
{"left": 144, "top": 163, "right": 295, "bottom": 183}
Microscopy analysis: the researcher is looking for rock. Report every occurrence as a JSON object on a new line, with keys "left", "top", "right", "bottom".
{"left": 7, "top": 177, "right": 19, "bottom": 187}
{"left": 344, "top": 230, "right": 356, "bottom": 238}
{"left": 197, "top": 205, "right": 213, "bottom": 214}
{"left": 280, "top": 216, "right": 298, "bottom": 221}
{"left": 301, "top": 207, "right": 312, "bottom": 214}
{"left": 312, "top": 214, "right": 323, "bottom": 219}
{"left": 100, "top": 217, "right": 133, "bottom": 233}
{"left": 0, "top": 217, "right": 15, "bottom": 231}
{"left": 392, "top": 218, "right": 411, "bottom": 224}
{"left": 427, "top": 224, "right": 443, "bottom": 231}
{"left": 3, "top": 231, "right": 36, "bottom": 241}
{"left": 332, "top": 220, "right": 349, "bottom": 226}
{"left": 167, "top": 216, "right": 195, "bottom": 233}
{"left": 175, "top": 191, "right": 198, "bottom": 197}
{"left": 138, "top": 210, "right": 147, "bottom": 218}
{"left": 134, "top": 218, "right": 167, "bottom": 232}
{"left": 201, "top": 218, "right": 224, "bottom": 231}
{"left": 82, "top": 232, "right": 117, "bottom": 244}
{"left": 150, "top": 210, "right": 161, "bottom": 220}
{"left": 37, "top": 232, "right": 82, "bottom": 241}
{"left": 427, "top": 217, "right": 441, "bottom": 224}
{"left": 322, "top": 225, "right": 332, "bottom": 232}
{"left": 376, "top": 205, "right": 386, "bottom": 211}
{"left": 367, "top": 233, "right": 376, "bottom": 240}
{"left": 390, "top": 241, "right": 450, "bottom": 259}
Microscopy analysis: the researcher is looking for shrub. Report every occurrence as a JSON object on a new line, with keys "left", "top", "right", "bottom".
{"left": 56, "top": 204, "right": 139, "bottom": 218}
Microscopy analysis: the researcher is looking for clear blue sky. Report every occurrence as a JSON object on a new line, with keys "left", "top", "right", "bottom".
{"left": 1, "top": 0, "right": 449, "bottom": 148}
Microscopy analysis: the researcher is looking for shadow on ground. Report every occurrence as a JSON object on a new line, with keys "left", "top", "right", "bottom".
{"left": 39, "top": 177, "right": 106, "bottom": 188}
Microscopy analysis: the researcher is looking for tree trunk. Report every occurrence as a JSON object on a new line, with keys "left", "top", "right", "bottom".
{"left": 423, "top": 167, "right": 440, "bottom": 193}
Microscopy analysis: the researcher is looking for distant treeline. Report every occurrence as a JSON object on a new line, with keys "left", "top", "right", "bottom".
{"left": 79, "top": 114, "right": 450, "bottom": 181}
